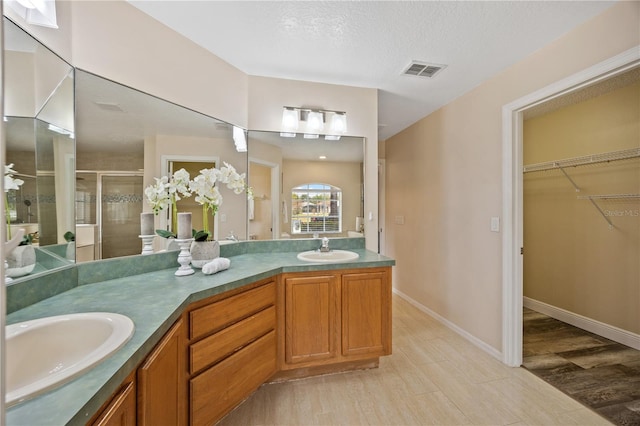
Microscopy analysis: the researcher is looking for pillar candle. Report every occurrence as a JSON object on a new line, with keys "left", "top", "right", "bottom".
{"left": 177, "top": 212, "right": 192, "bottom": 239}
{"left": 140, "top": 212, "right": 154, "bottom": 236}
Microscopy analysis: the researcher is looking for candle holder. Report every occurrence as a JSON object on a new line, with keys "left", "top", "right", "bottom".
{"left": 5, "top": 260, "right": 13, "bottom": 284}
{"left": 174, "top": 238, "right": 195, "bottom": 276}
{"left": 139, "top": 235, "right": 155, "bottom": 255}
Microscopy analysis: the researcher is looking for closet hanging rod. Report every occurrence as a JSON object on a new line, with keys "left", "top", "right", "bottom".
{"left": 523, "top": 147, "right": 640, "bottom": 173}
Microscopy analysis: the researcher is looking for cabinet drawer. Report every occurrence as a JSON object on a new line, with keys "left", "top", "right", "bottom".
{"left": 190, "top": 305, "right": 275, "bottom": 374}
{"left": 190, "top": 330, "right": 276, "bottom": 426}
{"left": 190, "top": 281, "right": 275, "bottom": 340}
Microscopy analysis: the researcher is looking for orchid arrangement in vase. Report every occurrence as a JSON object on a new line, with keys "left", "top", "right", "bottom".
{"left": 144, "top": 168, "right": 192, "bottom": 238}
{"left": 145, "top": 162, "right": 249, "bottom": 241}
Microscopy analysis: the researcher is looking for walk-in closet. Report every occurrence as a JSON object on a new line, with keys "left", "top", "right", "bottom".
{"left": 521, "top": 66, "right": 640, "bottom": 425}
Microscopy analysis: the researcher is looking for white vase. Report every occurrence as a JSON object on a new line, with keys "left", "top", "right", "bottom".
{"left": 190, "top": 240, "right": 220, "bottom": 268}
{"left": 6, "top": 245, "right": 36, "bottom": 278}
{"left": 66, "top": 241, "right": 76, "bottom": 261}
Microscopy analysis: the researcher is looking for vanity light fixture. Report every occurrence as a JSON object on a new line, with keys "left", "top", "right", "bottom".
{"left": 48, "top": 123, "right": 73, "bottom": 138}
{"left": 305, "top": 111, "right": 324, "bottom": 134}
{"left": 281, "top": 107, "right": 299, "bottom": 135}
{"left": 232, "top": 126, "right": 247, "bottom": 152}
{"left": 7, "top": 0, "right": 58, "bottom": 28}
{"left": 330, "top": 112, "right": 347, "bottom": 134}
{"left": 281, "top": 106, "right": 347, "bottom": 139}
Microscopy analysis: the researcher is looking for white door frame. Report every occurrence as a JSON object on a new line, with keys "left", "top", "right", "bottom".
{"left": 501, "top": 46, "right": 640, "bottom": 367}
{"left": 249, "top": 157, "right": 280, "bottom": 239}
{"left": 378, "top": 159, "right": 386, "bottom": 254}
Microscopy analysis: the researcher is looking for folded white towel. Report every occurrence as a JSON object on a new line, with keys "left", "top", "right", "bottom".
{"left": 202, "top": 257, "right": 231, "bottom": 275}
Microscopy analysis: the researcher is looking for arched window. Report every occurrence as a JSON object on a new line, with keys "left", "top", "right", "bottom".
{"left": 291, "top": 183, "right": 342, "bottom": 234}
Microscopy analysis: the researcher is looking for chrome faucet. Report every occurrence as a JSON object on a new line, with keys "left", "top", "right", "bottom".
{"left": 319, "top": 237, "right": 330, "bottom": 252}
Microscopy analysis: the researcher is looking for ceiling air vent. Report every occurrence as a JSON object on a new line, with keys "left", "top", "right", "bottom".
{"left": 403, "top": 61, "right": 446, "bottom": 78}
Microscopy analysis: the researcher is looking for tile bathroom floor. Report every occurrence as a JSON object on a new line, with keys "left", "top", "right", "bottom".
{"left": 218, "top": 296, "right": 610, "bottom": 425}
{"left": 523, "top": 307, "right": 640, "bottom": 426}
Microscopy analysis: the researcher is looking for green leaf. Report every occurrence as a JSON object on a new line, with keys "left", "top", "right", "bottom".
{"left": 156, "top": 229, "right": 176, "bottom": 239}
{"left": 193, "top": 230, "right": 210, "bottom": 242}
{"left": 19, "top": 234, "right": 33, "bottom": 246}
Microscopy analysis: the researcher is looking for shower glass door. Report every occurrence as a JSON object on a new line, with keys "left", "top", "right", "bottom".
{"left": 101, "top": 175, "right": 144, "bottom": 259}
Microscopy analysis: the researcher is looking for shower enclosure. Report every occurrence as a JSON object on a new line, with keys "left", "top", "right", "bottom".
{"left": 76, "top": 171, "right": 144, "bottom": 260}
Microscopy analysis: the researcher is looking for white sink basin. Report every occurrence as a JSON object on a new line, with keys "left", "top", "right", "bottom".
{"left": 5, "top": 312, "right": 135, "bottom": 407}
{"left": 297, "top": 250, "right": 359, "bottom": 263}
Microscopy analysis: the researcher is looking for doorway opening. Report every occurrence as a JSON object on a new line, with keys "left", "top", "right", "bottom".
{"left": 248, "top": 158, "right": 280, "bottom": 240}
{"left": 501, "top": 46, "right": 640, "bottom": 367}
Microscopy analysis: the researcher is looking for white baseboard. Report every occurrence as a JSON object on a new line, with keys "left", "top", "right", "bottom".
{"left": 524, "top": 297, "right": 640, "bottom": 351}
{"left": 392, "top": 287, "right": 503, "bottom": 362}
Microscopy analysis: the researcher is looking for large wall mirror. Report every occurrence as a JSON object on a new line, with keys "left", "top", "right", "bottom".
{"left": 3, "top": 19, "right": 366, "bottom": 271}
{"left": 3, "top": 17, "right": 75, "bottom": 281}
{"left": 75, "top": 70, "right": 248, "bottom": 262}
{"left": 247, "top": 131, "right": 364, "bottom": 241}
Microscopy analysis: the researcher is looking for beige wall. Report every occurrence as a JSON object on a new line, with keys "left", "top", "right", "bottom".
{"left": 4, "top": 51, "right": 34, "bottom": 116}
{"left": 523, "top": 82, "right": 640, "bottom": 334}
{"left": 69, "top": 0, "right": 248, "bottom": 128}
{"left": 384, "top": 2, "right": 639, "bottom": 352}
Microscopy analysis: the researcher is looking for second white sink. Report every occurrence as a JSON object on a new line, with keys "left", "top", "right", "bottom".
{"left": 297, "top": 250, "right": 359, "bottom": 263}
{"left": 5, "top": 312, "right": 135, "bottom": 407}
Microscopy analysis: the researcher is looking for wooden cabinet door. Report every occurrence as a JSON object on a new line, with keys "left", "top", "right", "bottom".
{"left": 284, "top": 274, "right": 339, "bottom": 365}
{"left": 341, "top": 271, "right": 392, "bottom": 358}
{"left": 91, "top": 380, "right": 136, "bottom": 426}
{"left": 137, "top": 317, "right": 186, "bottom": 426}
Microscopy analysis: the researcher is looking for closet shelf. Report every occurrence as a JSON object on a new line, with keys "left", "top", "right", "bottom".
{"left": 577, "top": 194, "right": 640, "bottom": 200}
{"left": 523, "top": 147, "right": 640, "bottom": 173}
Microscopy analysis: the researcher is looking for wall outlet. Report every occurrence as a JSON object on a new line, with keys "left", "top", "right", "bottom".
{"left": 395, "top": 215, "right": 405, "bottom": 225}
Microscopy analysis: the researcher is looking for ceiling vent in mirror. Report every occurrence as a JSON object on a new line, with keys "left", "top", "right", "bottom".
{"left": 402, "top": 61, "right": 446, "bottom": 78}
{"left": 94, "top": 101, "right": 124, "bottom": 112}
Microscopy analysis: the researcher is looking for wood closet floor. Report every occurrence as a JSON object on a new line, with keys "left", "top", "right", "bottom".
{"left": 523, "top": 307, "right": 640, "bottom": 426}
{"left": 218, "top": 295, "right": 609, "bottom": 425}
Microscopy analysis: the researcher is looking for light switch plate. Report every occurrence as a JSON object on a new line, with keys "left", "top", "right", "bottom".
{"left": 490, "top": 216, "right": 500, "bottom": 232}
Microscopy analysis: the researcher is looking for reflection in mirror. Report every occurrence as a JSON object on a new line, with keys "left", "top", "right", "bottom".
{"left": 3, "top": 17, "right": 75, "bottom": 280}
{"left": 75, "top": 70, "right": 248, "bottom": 261}
{"left": 247, "top": 132, "right": 364, "bottom": 240}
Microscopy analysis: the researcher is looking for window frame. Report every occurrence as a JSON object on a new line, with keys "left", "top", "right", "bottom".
{"left": 291, "top": 183, "right": 342, "bottom": 235}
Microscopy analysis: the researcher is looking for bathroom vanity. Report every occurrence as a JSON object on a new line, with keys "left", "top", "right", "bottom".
{"left": 90, "top": 268, "right": 390, "bottom": 426}
{"left": 6, "top": 239, "right": 393, "bottom": 426}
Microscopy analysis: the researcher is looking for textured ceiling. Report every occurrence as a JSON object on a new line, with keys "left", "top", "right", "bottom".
{"left": 129, "top": 1, "right": 616, "bottom": 140}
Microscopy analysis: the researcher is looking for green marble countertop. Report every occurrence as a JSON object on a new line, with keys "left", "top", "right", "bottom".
{"left": 6, "top": 247, "right": 393, "bottom": 426}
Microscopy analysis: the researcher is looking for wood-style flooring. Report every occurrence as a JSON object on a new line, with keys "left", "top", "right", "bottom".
{"left": 523, "top": 307, "right": 640, "bottom": 426}
{"left": 218, "top": 295, "right": 609, "bottom": 425}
